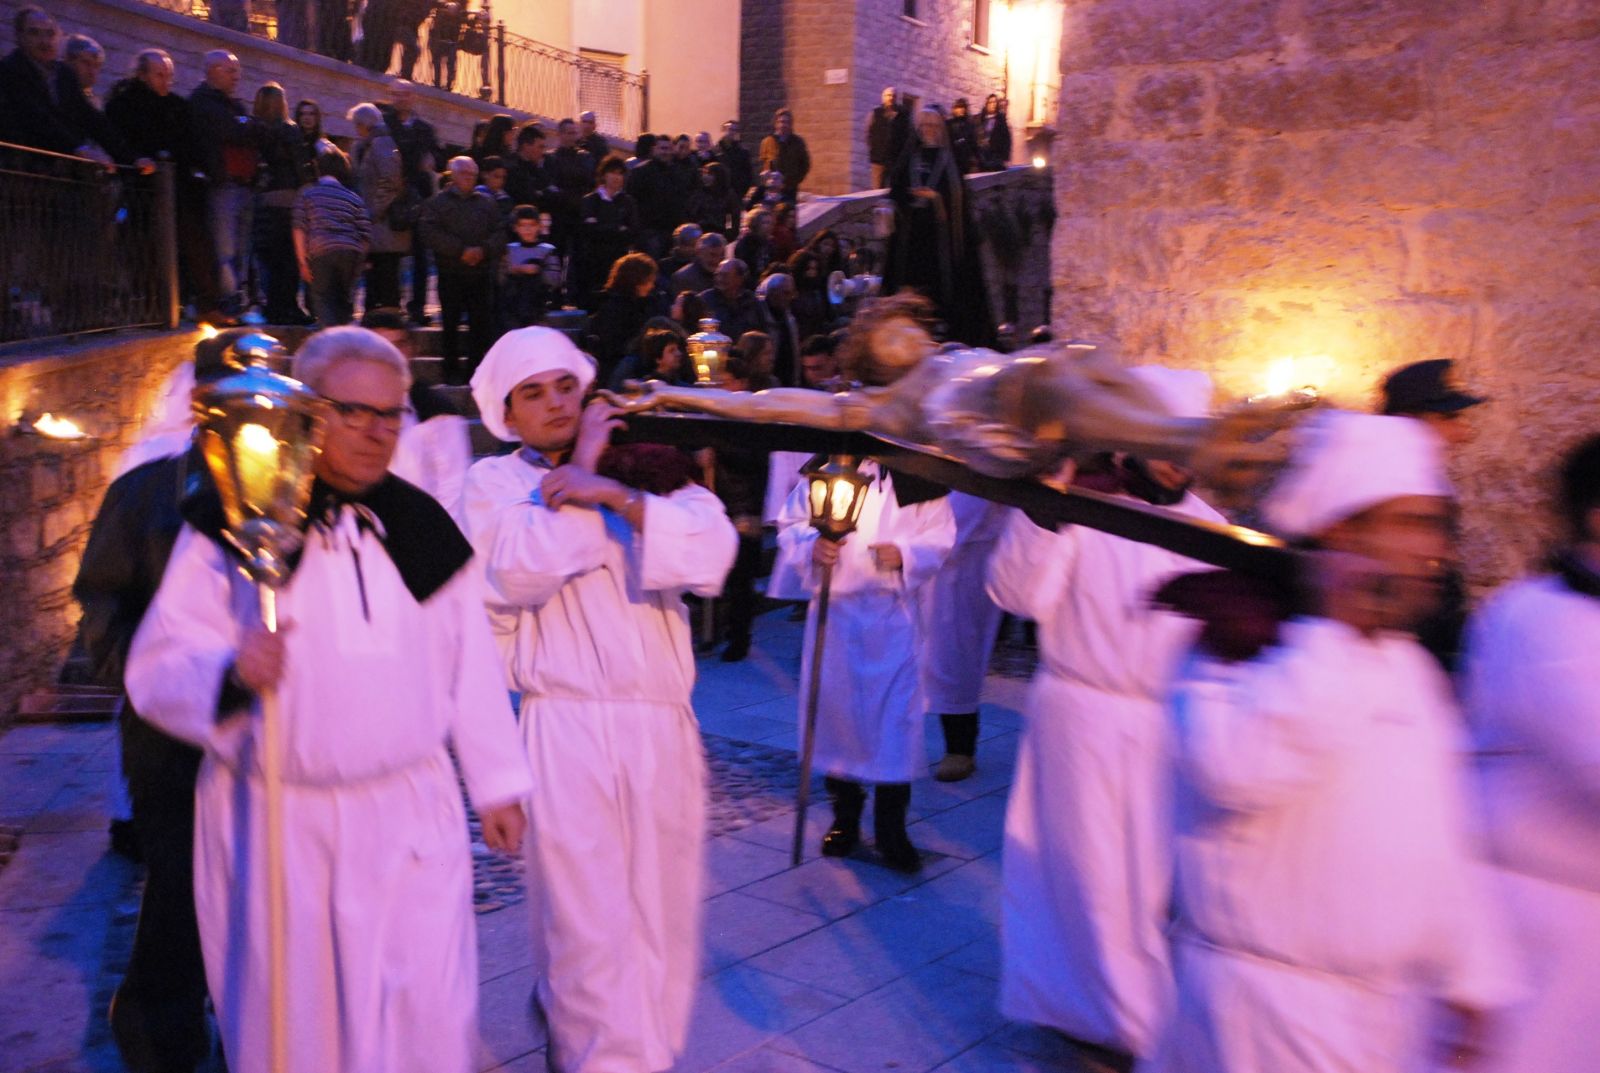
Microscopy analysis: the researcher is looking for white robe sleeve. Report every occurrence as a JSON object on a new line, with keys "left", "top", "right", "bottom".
{"left": 463, "top": 460, "right": 612, "bottom": 611}
{"left": 637, "top": 484, "right": 738, "bottom": 597}
{"left": 987, "top": 507, "right": 1079, "bottom": 622}
{"left": 772, "top": 480, "right": 822, "bottom": 598}
{"left": 125, "top": 525, "right": 248, "bottom": 753}
{"left": 1470, "top": 607, "right": 1600, "bottom": 814}
{"left": 1170, "top": 627, "right": 1348, "bottom": 815}
{"left": 438, "top": 565, "right": 533, "bottom": 810}
{"left": 887, "top": 495, "right": 956, "bottom": 594}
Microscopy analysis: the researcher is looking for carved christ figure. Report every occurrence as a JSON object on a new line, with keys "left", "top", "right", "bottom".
{"left": 601, "top": 294, "right": 1283, "bottom": 484}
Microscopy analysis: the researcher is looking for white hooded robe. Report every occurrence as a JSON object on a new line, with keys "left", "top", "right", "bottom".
{"left": 463, "top": 451, "right": 737, "bottom": 1073}
{"left": 1147, "top": 618, "right": 1518, "bottom": 1073}
{"left": 125, "top": 506, "right": 533, "bottom": 1073}
{"left": 772, "top": 465, "right": 956, "bottom": 784}
{"left": 987, "top": 493, "right": 1220, "bottom": 1056}
{"left": 1467, "top": 573, "right": 1600, "bottom": 1073}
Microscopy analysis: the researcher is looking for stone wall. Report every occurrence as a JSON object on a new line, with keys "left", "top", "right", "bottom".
{"left": 799, "top": 164, "right": 1055, "bottom": 335}
{"left": 739, "top": 0, "right": 1008, "bottom": 194}
{"left": 0, "top": 0, "right": 542, "bottom": 145}
{"left": 0, "top": 331, "right": 195, "bottom": 725}
{"left": 1051, "top": 0, "right": 1600, "bottom": 588}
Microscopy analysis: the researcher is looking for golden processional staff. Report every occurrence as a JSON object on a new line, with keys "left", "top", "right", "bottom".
{"left": 791, "top": 455, "right": 873, "bottom": 867}
{"left": 193, "top": 342, "right": 325, "bottom": 1073}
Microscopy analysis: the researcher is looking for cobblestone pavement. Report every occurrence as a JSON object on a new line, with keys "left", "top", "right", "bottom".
{"left": 0, "top": 611, "right": 1096, "bottom": 1073}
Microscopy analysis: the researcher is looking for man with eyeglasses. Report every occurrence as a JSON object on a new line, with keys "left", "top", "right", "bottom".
{"left": 126, "top": 326, "right": 531, "bottom": 1073}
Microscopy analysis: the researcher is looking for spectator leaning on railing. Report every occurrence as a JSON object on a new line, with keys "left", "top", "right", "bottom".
{"left": 0, "top": 7, "right": 140, "bottom": 168}
{"left": 189, "top": 50, "right": 259, "bottom": 316}
{"left": 105, "top": 48, "right": 229, "bottom": 325}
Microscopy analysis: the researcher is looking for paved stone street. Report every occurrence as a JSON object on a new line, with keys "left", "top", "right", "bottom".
{"left": 0, "top": 610, "right": 1084, "bottom": 1073}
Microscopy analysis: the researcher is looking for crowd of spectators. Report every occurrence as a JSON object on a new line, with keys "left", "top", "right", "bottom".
{"left": 865, "top": 85, "right": 1012, "bottom": 187}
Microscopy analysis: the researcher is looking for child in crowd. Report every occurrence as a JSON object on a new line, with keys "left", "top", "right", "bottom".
{"left": 500, "top": 205, "right": 557, "bottom": 331}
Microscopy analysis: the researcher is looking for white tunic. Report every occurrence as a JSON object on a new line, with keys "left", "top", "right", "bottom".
{"left": 463, "top": 452, "right": 737, "bottom": 1073}
{"left": 390, "top": 414, "right": 474, "bottom": 524}
{"left": 125, "top": 509, "right": 532, "bottom": 1073}
{"left": 1466, "top": 574, "right": 1600, "bottom": 1073}
{"left": 986, "top": 494, "right": 1220, "bottom": 1056}
{"left": 773, "top": 465, "right": 956, "bottom": 783}
{"left": 920, "top": 492, "right": 1007, "bottom": 715}
{"left": 1147, "top": 618, "right": 1519, "bottom": 1073}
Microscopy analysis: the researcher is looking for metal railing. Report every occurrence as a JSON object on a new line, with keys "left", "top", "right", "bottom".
{"left": 137, "top": 0, "right": 647, "bottom": 138}
{"left": 0, "top": 144, "right": 178, "bottom": 345}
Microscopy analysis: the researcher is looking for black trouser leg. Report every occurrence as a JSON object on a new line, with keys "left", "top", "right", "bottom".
{"left": 464, "top": 275, "right": 497, "bottom": 377}
{"left": 438, "top": 272, "right": 467, "bottom": 382}
{"left": 873, "top": 782, "right": 921, "bottom": 872}
{"left": 821, "top": 776, "right": 865, "bottom": 857}
{"left": 365, "top": 251, "right": 403, "bottom": 311}
{"left": 722, "top": 532, "right": 762, "bottom": 651}
{"left": 406, "top": 227, "right": 430, "bottom": 320}
{"left": 939, "top": 711, "right": 980, "bottom": 758}
{"left": 113, "top": 720, "right": 208, "bottom": 1072}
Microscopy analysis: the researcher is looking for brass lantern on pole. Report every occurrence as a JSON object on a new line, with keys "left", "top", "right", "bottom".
{"left": 687, "top": 317, "right": 732, "bottom": 387}
{"left": 192, "top": 356, "right": 325, "bottom": 1073}
{"left": 791, "top": 454, "right": 873, "bottom": 866}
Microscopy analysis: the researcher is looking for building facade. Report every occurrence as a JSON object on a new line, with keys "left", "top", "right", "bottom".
{"left": 740, "top": 0, "right": 1059, "bottom": 193}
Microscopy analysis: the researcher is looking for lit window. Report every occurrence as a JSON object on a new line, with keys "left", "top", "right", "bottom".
{"left": 972, "top": 0, "right": 991, "bottom": 48}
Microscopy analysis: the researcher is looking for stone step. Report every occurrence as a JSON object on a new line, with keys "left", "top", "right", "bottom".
{"left": 253, "top": 308, "right": 589, "bottom": 361}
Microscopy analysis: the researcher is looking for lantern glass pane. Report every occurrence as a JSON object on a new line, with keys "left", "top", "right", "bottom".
{"left": 808, "top": 477, "right": 827, "bottom": 522}
{"left": 830, "top": 478, "right": 853, "bottom": 522}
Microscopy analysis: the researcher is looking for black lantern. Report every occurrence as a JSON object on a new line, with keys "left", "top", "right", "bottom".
{"left": 803, "top": 455, "right": 872, "bottom": 541}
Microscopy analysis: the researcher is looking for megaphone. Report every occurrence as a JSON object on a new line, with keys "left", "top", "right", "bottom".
{"left": 827, "top": 271, "right": 882, "bottom": 305}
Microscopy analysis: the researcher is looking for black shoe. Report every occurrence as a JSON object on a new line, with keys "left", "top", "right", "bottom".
{"left": 408, "top": 312, "right": 433, "bottom": 326}
{"left": 820, "top": 776, "right": 865, "bottom": 858}
{"left": 719, "top": 638, "right": 750, "bottom": 662}
{"left": 873, "top": 783, "right": 922, "bottom": 873}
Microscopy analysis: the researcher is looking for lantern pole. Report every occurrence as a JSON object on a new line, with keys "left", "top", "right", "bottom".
{"left": 193, "top": 341, "right": 318, "bottom": 1073}
{"left": 243, "top": 584, "right": 287, "bottom": 1073}
{"left": 791, "top": 552, "right": 835, "bottom": 867}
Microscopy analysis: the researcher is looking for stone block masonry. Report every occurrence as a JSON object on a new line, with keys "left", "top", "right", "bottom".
{"left": 0, "top": 331, "right": 193, "bottom": 727}
{"left": 1051, "top": 0, "right": 1600, "bottom": 589}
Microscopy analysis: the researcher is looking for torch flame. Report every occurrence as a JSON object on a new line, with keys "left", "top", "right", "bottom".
{"left": 33, "top": 413, "right": 87, "bottom": 440}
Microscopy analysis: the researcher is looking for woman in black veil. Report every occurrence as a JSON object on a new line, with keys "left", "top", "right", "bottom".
{"left": 882, "top": 108, "right": 996, "bottom": 348}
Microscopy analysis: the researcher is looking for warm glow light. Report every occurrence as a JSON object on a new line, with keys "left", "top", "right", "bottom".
{"left": 33, "top": 413, "right": 87, "bottom": 439}
{"left": 234, "top": 423, "right": 281, "bottom": 506}
{"left": 1261, "top": 354, "right": 1335, "bottom": 397}
{"left": 199, "top": 323, "right": 220, "bottom": 341}
{"left": 1032, "top": 155, "right": 1047, "bottom": 169}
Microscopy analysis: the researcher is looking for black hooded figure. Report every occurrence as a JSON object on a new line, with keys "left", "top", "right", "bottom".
{"left": 882, "top": 107, "right": 996, "bottom": 349}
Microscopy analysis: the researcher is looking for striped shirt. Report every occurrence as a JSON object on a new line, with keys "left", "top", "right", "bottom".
{"left": 293, "top": 178, "right": 372, "bottom": 259}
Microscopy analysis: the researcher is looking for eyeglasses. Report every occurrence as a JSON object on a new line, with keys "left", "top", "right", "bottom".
{"left": 323, "top": 397, "right": 412, "bottom": 431}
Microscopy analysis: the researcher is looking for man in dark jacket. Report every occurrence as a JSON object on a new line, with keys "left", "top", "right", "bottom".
{"left": 419, "top": 155, "right": 506, "bottom": 382}
{"left": 757, "top": 107, "right": 810, "bottom": 204}
{"left": 698, "top": 258, "right": 760, "bottom": 341}
{"left": 506, "top": 123, "right": 559, "bottom": 211}
{"left": 82, "top": 332, "right": 253, "bottom": 1073}
{"left": 106, "top": 49, "right": 226, "bottom": 323}
{"left": 0, "top": 7, "right": 130, "bottom": 161}
{"left": 546, "top": 117, "right": 596, "bottom": 253}
{"left": 625, "top": 134, "right": 684, "bottom": 259}
{"left": 864, "top": 86, "right": 906, "bottom": 189}
{"left": 189, "top": 50, "right": 259, "bottom": 315}
{"left": 713, "top": 118, "right": 754, "bottom": 203}
{"left": 576, "top": 109, "right": 610, "bottom": 162}
{"left": 379, "top": 80, "right": 440, "bottom": 325}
